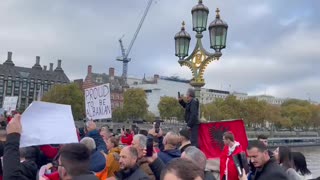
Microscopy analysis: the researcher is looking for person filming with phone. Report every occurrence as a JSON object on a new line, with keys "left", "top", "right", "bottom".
{"left": 178, "top": 88, "right": 200, "bottom": 148}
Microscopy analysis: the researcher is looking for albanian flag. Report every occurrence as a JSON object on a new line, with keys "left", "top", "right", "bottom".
{"left": 198, "top": 119, "right": 248, "bottom": 159}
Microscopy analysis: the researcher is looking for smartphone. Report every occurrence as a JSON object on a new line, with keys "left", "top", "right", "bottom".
{"left": 146, "top": 138, "right": 153, "bottom": 157}
{"left": 178, "top": 91, "right": 181, "bottom": 98}
{"left": 233, "top": 152, "right": 249, "bottom": 177}
{"left": 155, "top": 121, "right": 160, "bottom": 134}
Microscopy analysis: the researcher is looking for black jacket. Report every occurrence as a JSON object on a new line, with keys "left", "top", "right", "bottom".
{"left": 253, "top": 159, "right": 289, "bottom": 180}
{"left": 73, "top": 173, "right": 99, "bottom": 180}
{"left": 3, "top": 133, "right": 38, "bottom": 180}
{"left": 149, "top": 158, "right": 165, "bottom": 180}
{"left": 179, "top": 98, "right": 199, "bottom": 128}
{"left": 115, "top": 165, "right": 150, "bottom": 180}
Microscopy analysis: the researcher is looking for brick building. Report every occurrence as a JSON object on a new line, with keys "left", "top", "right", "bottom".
{"left": 80, "top": 65, "right": 124, "bottom": 110}
{"left": 0, "top": 52, "right": 70, "bottom": 110}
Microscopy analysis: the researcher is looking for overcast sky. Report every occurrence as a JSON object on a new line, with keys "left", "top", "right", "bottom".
{"left": 0, "top": 0, "right": 319, "bottom": 102}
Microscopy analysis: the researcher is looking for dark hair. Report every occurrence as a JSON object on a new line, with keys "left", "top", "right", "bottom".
{"left": 187, "top": 88, "right": 195, "bottom": 98}
{"left": 223, "top": 131, "right": 234, "bottom": 142}
{"left": 139, "top": 129, "right": 148, "bottom": 137}
{"left": 109, "top": 136, "right": 119, "bottom": 147}
{"left": 179, "top": 129, "right": 190, "bottom": 140}
{"left": 160, "top": 158, "right": 204, "bottom": 180}
{"left": 278, "top": 146, "right": 293, "bottom": 170}
{"left": 257, "top": 134, "right": 268, "bottom": 140}
{"left": 247, "top": 140, "right": 267, "bottom": 152}
{"left": 59, "top": 143, "right": 90, "bottom": 177}
{"left": 291, "top": 151, "right": 311, "bottom": 175}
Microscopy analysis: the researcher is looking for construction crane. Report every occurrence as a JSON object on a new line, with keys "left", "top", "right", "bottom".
{"left": 116, "top": 0, "right": 153, "bottom": 87}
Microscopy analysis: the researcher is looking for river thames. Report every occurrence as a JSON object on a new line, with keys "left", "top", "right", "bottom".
{"left": 291, "top": 146, "right": 320, "bottom": 178}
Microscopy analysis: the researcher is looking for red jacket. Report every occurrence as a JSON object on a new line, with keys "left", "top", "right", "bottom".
{"left": 121, "top": 133, "right": 133, "bottom": 145}
{"left": 220, "top": 142, "right": 243, "bottom": 180}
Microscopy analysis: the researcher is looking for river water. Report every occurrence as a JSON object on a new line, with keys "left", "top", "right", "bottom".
{"left": 291, "top": 146, "right": 320, "bottom": 178}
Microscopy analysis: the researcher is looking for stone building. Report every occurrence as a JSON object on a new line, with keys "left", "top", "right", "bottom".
{"left": 0, "top": 52, "right": 70, "bottom": 110}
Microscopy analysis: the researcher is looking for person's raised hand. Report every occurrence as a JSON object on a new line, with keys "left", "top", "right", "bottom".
{"left": 143, "top": 148, "right": 158, "bottom": 164}
{"left": 6, "top": 113, "right": 22, "bottom": 134}
{"left": 86, "top": 121, "right": 96, "bottom": 132}
{"left": 238, "top": 169, "right": 247, "bottom": 180}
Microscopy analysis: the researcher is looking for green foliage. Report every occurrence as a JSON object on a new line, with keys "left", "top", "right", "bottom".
{"left": 123, "top": 88, "right": 148, "bottom": 120}
{"left": 281, "top": 104, "right": 312, "bottom": 129}
{"left": 42, "top": 83, "right": 85, "bottom": 121}
{"left": 144, "top": 111, "right": 156, "bottom": 122}
{"left": 201, "top": 96, "right": 320, "bottom": 129}
{"left": 112, "top": 108, "right": 127, "bottom": 122}
{"left": 158, "top": 96, "right": 184, "bottom": 120}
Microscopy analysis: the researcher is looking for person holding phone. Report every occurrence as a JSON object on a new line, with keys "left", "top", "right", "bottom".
{"left": 178, "top": 88, "right": 200, "bottom": 148}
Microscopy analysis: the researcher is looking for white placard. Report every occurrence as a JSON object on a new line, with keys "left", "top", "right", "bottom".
{"left": 20, "top": 101, "right": 79, "bottom": 147}
{"left": 85, "top": 84, "right": 112, "bottom": 120}
{"left": 3, "top": 96, "right": 18, "bottom": 112}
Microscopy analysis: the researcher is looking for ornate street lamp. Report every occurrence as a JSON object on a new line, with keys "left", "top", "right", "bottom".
{"left": 174, "top": 0, "right": 228, "bottom": 100}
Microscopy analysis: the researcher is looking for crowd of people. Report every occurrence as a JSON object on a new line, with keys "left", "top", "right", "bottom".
{"left": 0, "top": 88, "right": 318, "bottom": 180}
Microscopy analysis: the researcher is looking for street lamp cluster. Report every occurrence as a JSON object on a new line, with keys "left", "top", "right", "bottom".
{"left": 174, "top": 0, "right": 228, "bottom": 99}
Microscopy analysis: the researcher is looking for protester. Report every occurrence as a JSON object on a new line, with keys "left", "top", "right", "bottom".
{"left": 120, "top": 127, "right": 134, "bottom": 146}
{"left": 273, "top": 146, "right": 301, "bottom": 180}
{"left": 179, "top": 128, "right": 192, "bottom": 153}
{"left": 291, "top": 151, "right": 313, "bottom": 180}
{"left": 0, "top": 129, "right": 6, "bottom": 180}
{"left": 247, "top": 140, "right": 288, "bottom": 180}
{"left": 80, "top": 137, "right": 106, "bottom": 173}
{"left": 56, "top": 143, "right": 98, "bottom": 180}
{"left": 132, "top": 134, "right": 156, "bottom": 180}
{"left": 257, "top": 134, "right": 273, "bottom": 157}
{"left": 178, "top": 88, "right": 200, "bottom": 147}
{"left": 100, "top": 125, "right": 113, "bottom": 142}
{"left": 158, "top": 132, "right": 181, "bottom": 165}
{"left": 105, "top": 136, "right": 121, "bottom": 178}
{"left": 160, "top": 158, "right": 204, "bottom": 180}
{"left": 181, "top": 146, "right": 216, "bottom": 180}
{"left": 3, "top": 114, "right": 38, "bottom": 180}
{"left": 148, "top": 125, "right": 164, "bottom": 151}
{"left": 220, "top": 131, "right": 243, "bottom": 180}
{"left": 86, "top": 121, "right": 107, "bottom": 153}
{"left": 116, "top": 146, "right": 149, "bottom": 180}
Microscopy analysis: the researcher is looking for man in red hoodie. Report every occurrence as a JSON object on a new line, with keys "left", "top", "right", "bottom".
{"left": 220, "top": 131, "right": 244, "bottom": 180}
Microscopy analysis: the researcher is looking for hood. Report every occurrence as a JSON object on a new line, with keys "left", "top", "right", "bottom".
{"left": 109, "top": 147, "right": 121, "bottom": 154}
{"left": 89, "top": 151, "right": 106, "bottom": 173}
{"left": 20, "top": 160, "right": 38, "bottom": 180}
{"left": 164, "top": 149, "right": 181, "bottom": 158}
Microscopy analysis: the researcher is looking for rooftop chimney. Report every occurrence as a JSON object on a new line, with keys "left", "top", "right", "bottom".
{"left": 109, "top": 67, "right": 115, "bottom": 77}
{"left": 49, "top": 63, "right": 53, "bottom": 71}
{"left": 3, "top": 51, "right": 15, "bottom": 66}
{"left": 32, "top": 56, "right": 42, "bottom": 70}
{"left": 88, "top": 65, "right": 92, "bottom": 75}
{"left": 43, "top": 66, "right": 47, "bottom": 71}
{"left": 54, "top": 59, "right": 63, "bottom": 72}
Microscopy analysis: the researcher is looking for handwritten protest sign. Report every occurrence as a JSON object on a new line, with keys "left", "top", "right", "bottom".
{"left": 20, "top": 101, "right": 78, "bottom": 147}
{"left": 85, "top": 84, "right": 112, "bottom": 120}
{"left": 3, "top": 96, "right": 18, "bottom": 112}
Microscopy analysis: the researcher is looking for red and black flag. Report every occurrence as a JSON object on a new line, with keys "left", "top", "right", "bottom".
{"left": 198, "top": 119, "right": 248, "bottom": 159}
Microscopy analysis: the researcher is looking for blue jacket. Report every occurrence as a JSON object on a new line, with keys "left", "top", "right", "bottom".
{"left": 87, "top": 130, "right": 108, "bottom": 153}
{"left": 89, "top": 150, "right": 106, "bottom": 173}
{"left": 158, "top": 149, "right": 181, "bottom": 165}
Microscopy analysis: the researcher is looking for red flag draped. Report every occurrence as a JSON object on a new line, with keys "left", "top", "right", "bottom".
{"left": 198, "top": 119, "right": 248, "bottom": 159}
